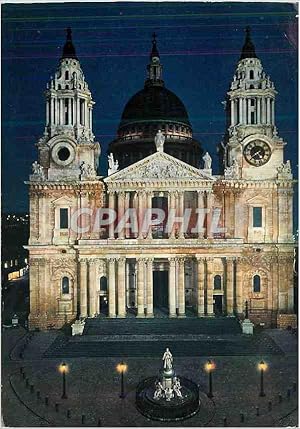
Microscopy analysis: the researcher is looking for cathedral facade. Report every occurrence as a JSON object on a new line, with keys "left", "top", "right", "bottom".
{"left": 26, "top": 28, "right": 295, "bottom": 330}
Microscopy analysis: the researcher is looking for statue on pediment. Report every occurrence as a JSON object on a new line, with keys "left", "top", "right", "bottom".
{"left": 202, "top": 151, "right": 212, "bottom": 170}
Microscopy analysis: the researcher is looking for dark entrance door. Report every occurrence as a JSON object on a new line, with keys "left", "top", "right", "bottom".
{"left": 153, "top": 271, "right": 168, "bottom": 309}
{"left": 213, "top": 295, "right": 223, "bottom": 315}
{"left": 99, "top": 296, "right": 108, "bottom": 316}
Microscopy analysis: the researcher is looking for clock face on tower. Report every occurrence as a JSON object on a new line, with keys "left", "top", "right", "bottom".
{"left": 243, "top": 140, "right": 271, "bottom": 166}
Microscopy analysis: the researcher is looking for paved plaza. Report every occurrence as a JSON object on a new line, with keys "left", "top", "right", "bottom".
{"left": 2, "top": 322, "right": 298, "bottom": 427}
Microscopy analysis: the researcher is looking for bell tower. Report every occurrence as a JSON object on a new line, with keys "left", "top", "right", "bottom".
{"left": 222, "top": 27, "right": 290, "bottom": 180}
{"left": 36, "top": 28, "right": 100, "bottom": 181}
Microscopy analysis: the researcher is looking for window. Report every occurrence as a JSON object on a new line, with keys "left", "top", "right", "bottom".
{"left": 65, "top": 70, "right": 69, "bottom": 80}
{"left": 100, "top": 276, "right": 108, "bottom": 292}
{"left": 60, "top": 208, "right": 68, "bottom": 229}
{"left": 62, "top": 276, "right": 69, "bottom": 294}
{"left": 214, "top": 275, "right": 222, "bottom": 290}
{"left": 249, "top": 70, "right": 254, "bottom": 79}
{"left": 253, "top": 275, "right": 261, "bottom": 293}
{"left": 253, "top": 207, "right": 262, "bottom": 227}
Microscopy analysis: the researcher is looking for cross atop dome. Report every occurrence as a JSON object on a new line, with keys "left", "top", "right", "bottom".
{"left": 62, "top": 27, "right": 78, "bottom": 60}
{"left": 240, "top": 26, "right": 257, "bottom": 60}
{"left": 150, "top": 32, "right": 160, "bottom": 59}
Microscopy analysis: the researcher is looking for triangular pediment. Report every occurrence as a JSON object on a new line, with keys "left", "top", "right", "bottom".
{"left": 104, "top": 152, "right": 214, "bottom": 182}
{"left": 246, "top": 195, "right": 269, "bottom": 205}
{"left": 51, "top": 196, "right": 73, "bottom": 206}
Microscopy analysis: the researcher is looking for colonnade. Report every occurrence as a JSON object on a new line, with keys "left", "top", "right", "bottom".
{"left": 107, "top": 189, "right": 214, "bottom": 239}
{"left": 230, "top": 96, "right": 275, "bottom": 127}
{"left": 78, "top": 256, "right": 245, "bottom": 319}
{"left": 46, "top": 96, "right": 92, "bottom": 128}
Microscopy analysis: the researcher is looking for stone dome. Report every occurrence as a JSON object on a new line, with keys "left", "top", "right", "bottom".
{"left": 119, "top": 85, "right": 191, "bottom": 129}
{"left": 108, "top": 35, "right": 202, "bottom": 170}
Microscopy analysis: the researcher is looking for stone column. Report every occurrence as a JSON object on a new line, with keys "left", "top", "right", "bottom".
{"left": 178, "top": 258, "right": 185, "bottom": 317}
{"left": 117, "top": 257, "right": 126, "bottom": 317}
{"left": 206, "top": 191, "right": 214, "bottom": 239}
{"left": 197, "top": 257, "right": 205, "bottom": 316}
{"left": 138, "top": 191, "right": 145, "bottom": 239}
{"left": 108, "top": 191, "right": 115, "bottom": 239}
{"left": 168, "top": 258, "right": 177, "bottom": 317}
{"left": 146, "top": 192, "right": 153, "bottom": 239}
{"left": 146, "top": 258, "right": 154, "bottom": 317}
{"left": 243, "top": 97, "right": 247, "bottom": 124}
{"left": 226, "top": 258, "right": 234, "bottom": 315}
{"left": 247, "top": 98, "right": 251, "bottom": 124}
{"left": 76, "top": 97, "right": 80, "bottom": 125}
{"left": 137, "top": 258, "right": 145, "bottom": 317}
{"left": 262, "top": 98, "right": 266, "bottom": 124}
{"left": 197, "top": 191, "right": 205, "bottom": 238}
{"left": 124, "top": 192, "right": 130, "bottom": 238}
{"left": 60, "top": 99, "right": 63, "bottom": 125}
{"left": 271, "top": 99, "right": 275, "bottom": 125}
{"left": 231, "top": 99, "right": 235, "bottom": 126}
{"left": 257, "top": 98, "right": 261, "bottom": 124}
{"left": 235, "top": 258, "right": 243, "bottom": 314}
{"left": 239, "top": 98, "right": 243, "bottom": 124}
{"left": 108, "top": 258, "right": 116, "bottom": 317}
{"left": 46, "top": 98, "right": 50, "bottom": 126}
{"left": 117, "top": 191, "right": 125, "bottom": 239}
{"left": 206, "top": 259, "right": 214, "bottom": 316}
{"left": 66, "top": 98, "right": 71, "bottom": 125}
{"left": 178, "top": 191, "right": 185, "bottom": 238}
{"left": 168, "top": 192, "right": 176, "bottom": 238}
{"left": 80, "top": 259, "right": 88, "bottom": 317}
{"left": 50, "top": 98, "right": 55, "bottom": 125}
{"left": 132, "top": 192, "right": 138, "bottom": 238}
{"left": 89, "top": 260, "right": 97, "bottom": 317}
{"left": 85, "top": 101, "right": 89, "bottom": 127}
{"left": 267, "top": 97, "right": 271, "bottom": 124}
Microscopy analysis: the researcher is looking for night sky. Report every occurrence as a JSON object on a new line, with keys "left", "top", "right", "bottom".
{"left": 2, "top": 2, "right": 298, "bottom": 214}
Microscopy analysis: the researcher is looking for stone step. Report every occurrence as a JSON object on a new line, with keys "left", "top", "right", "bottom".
{"left": 83, "top": 316, "right": 241, "bottom": 336}
{"left": 44, "top": 333, "right": 283, "bottom": 358}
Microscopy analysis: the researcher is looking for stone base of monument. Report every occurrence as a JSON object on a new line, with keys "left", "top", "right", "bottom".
{"left": 136, "top": 375, "right": 200, "bottom": 421}
{"left": 241, "top": 318, "right": 254, "bottom": 335}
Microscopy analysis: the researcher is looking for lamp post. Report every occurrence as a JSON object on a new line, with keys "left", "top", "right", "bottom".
{"left": 59, "top": 362, "right": 68, "bottom": 399}
{"left": 205, "top": 359, "right": 215, "bottom": 398}
{"left": 258, "top": 360, "right": 267, "bottom": 397}
{"left": 116, "top": 362, "right": 128, "bottom": 399}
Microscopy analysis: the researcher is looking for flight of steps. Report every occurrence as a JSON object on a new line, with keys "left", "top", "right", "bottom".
{"left": 43, "top": 317, "right": 283, "bottom": 358}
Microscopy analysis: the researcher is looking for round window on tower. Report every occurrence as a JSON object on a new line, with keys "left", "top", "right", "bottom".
{"left": 58, "top": 147, "right": 70, "bottom": 161}
{"left": 52, "top": 141, "right": 75, "bottom": 167}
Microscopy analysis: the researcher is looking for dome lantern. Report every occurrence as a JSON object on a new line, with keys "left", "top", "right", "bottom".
{"left": 145, "top": 33, "right": 164, "bottom": 87}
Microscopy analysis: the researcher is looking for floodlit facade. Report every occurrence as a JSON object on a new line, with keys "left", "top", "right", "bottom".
{"left": 26, "top": 28, "right": 295, "bottom": 330}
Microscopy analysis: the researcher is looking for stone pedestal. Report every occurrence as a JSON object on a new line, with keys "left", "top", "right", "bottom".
{"left": 71, "top": 319, "right": 86, "bottom": 336}
{"left": 241, "top": 318, "right": 254, "bottom": 335}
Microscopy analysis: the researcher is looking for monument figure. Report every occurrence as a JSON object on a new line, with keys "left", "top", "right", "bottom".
{"left": 155, "top": 129, "right": 165, "bottom": 153}
{"left": 162, "top": 347, "right": 173, "bottom": 370}
{"left": 108, "top": 153, "right": 119, "bottom": 175}
{"left": 202, "top": 151, "right": 212, "bottom": 169}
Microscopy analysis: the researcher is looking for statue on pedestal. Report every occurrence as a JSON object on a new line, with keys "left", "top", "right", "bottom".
{"left": 31, "top": 161, "right": 45, "bottom": 180}
{"left": 162, "top": 347, "right": 173, "bottom": 370}
{"left": 155, "top": 130, "right": 165, "bottom": 153}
